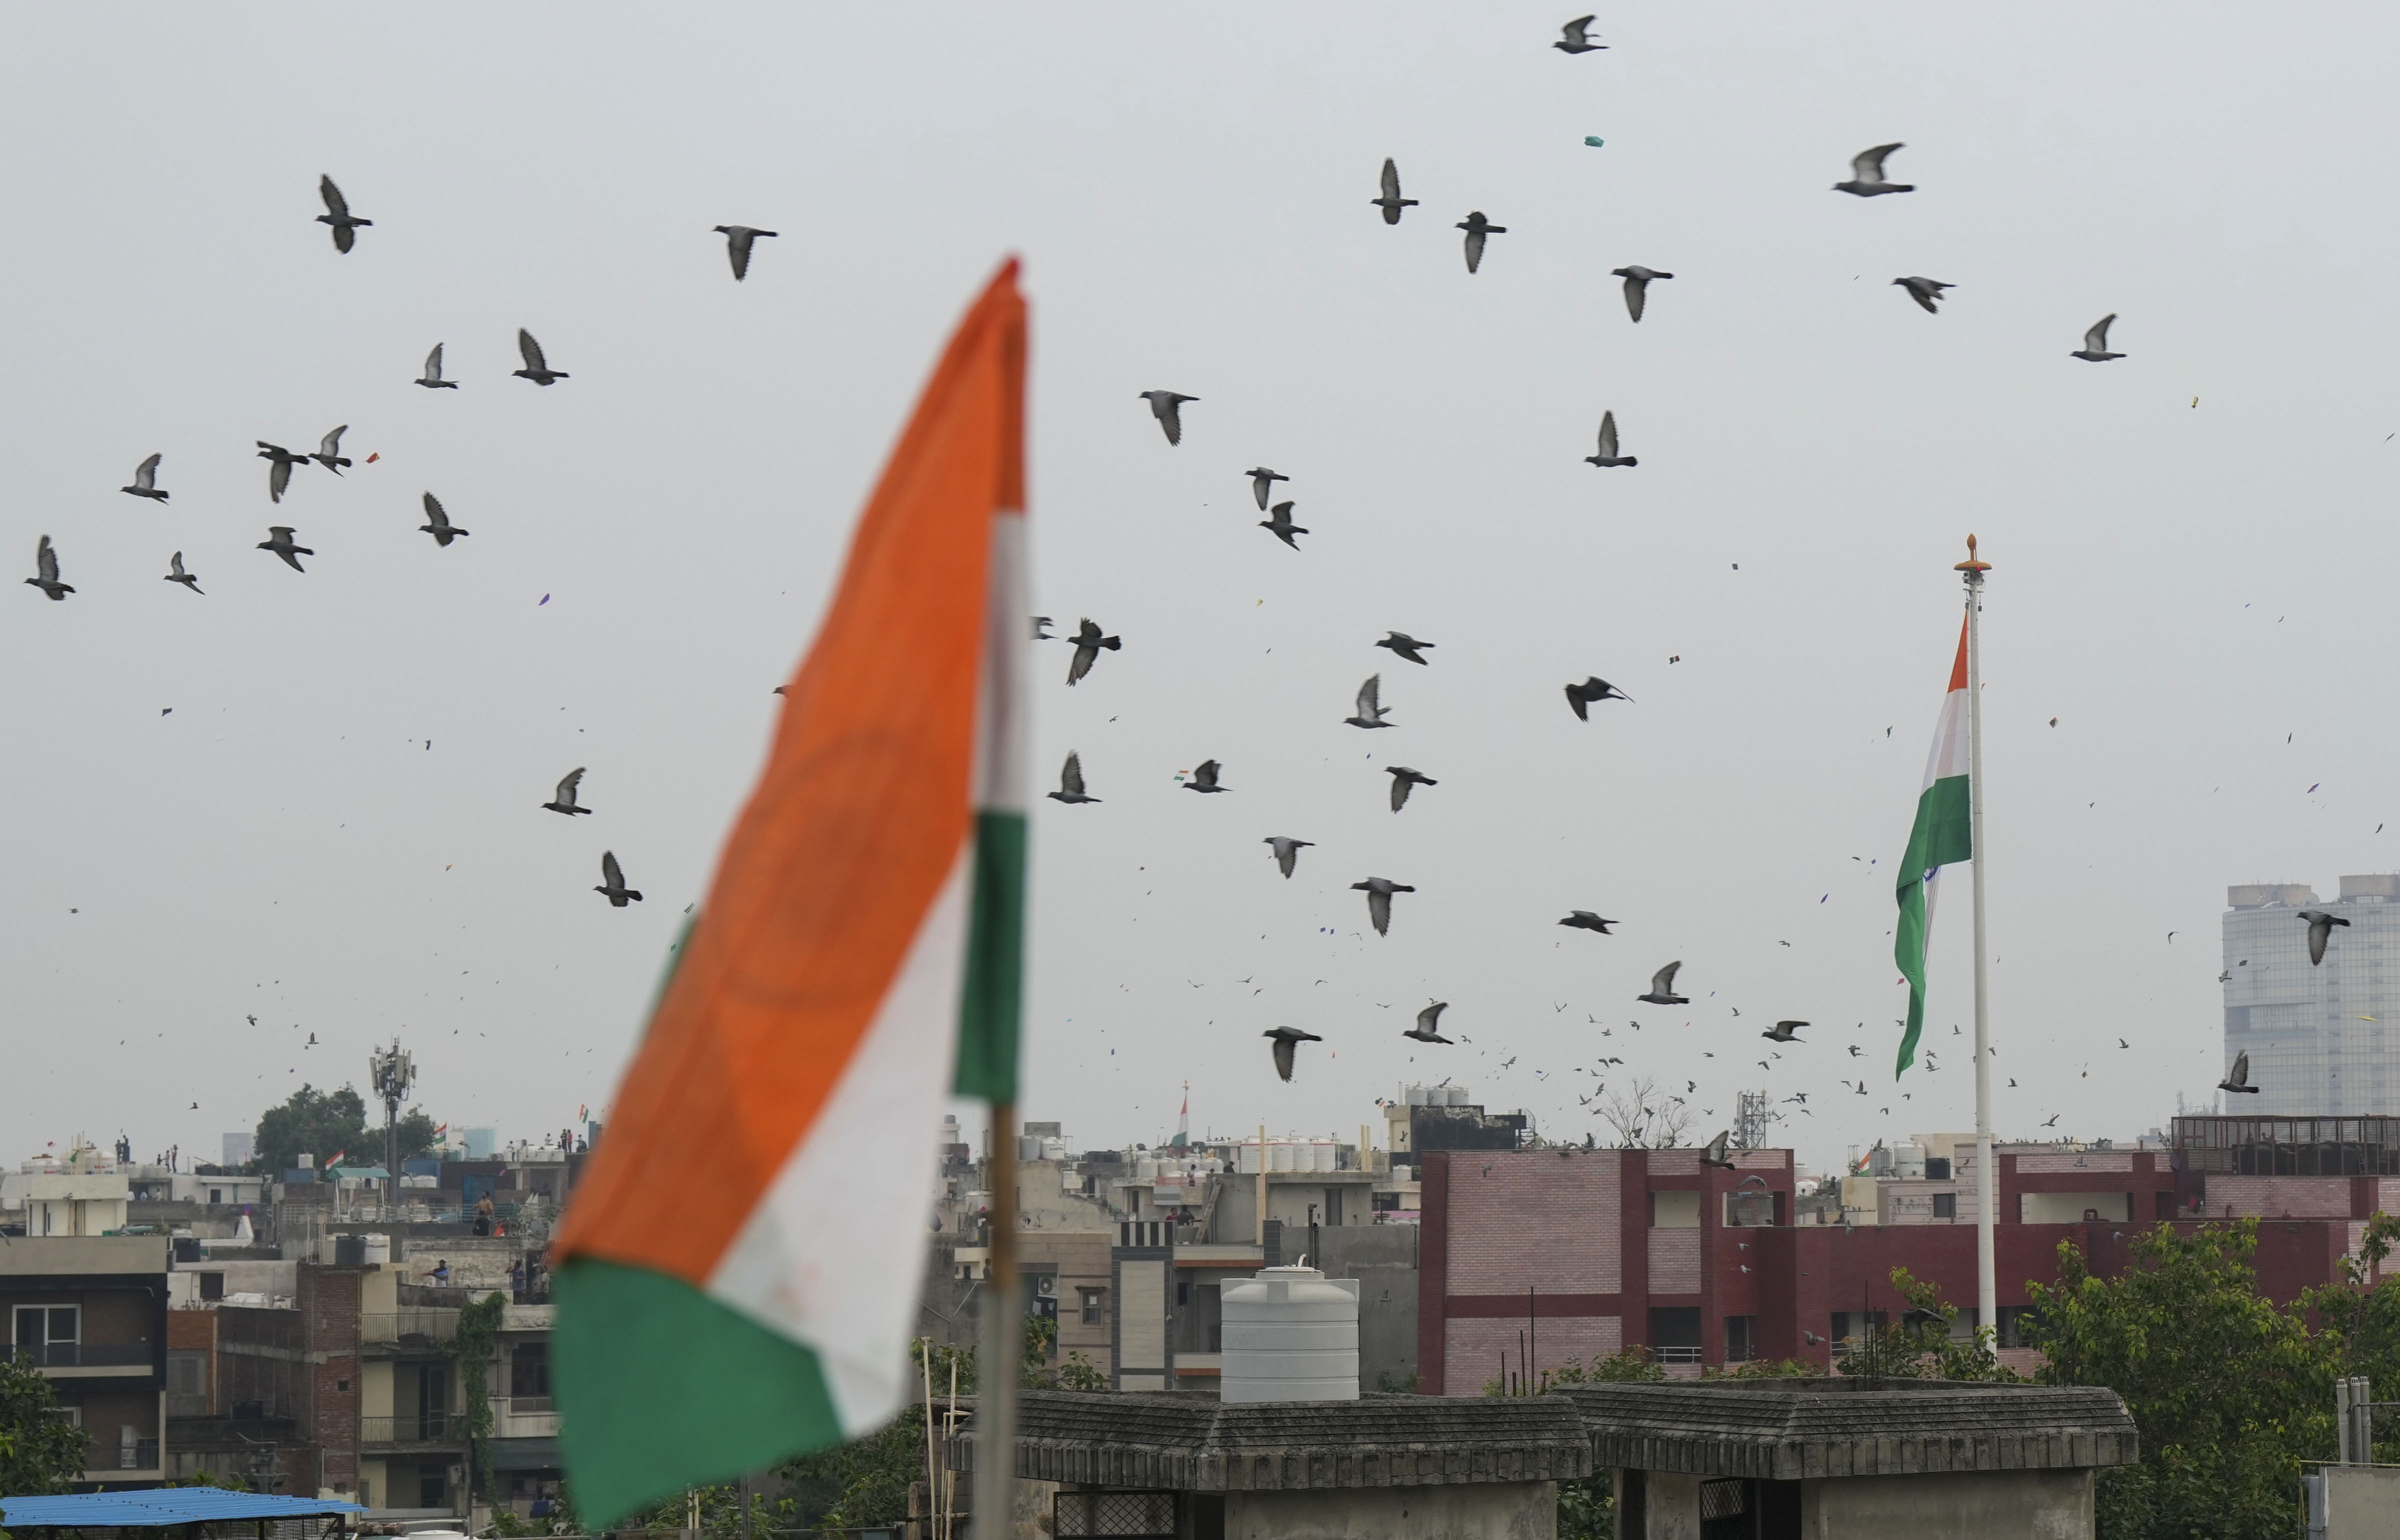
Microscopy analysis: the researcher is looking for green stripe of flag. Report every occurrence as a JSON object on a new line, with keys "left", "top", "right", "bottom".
{"left": 953, "top": 808, "right": 1026, "bottom": 1100}
{"left": 1893, "top": 774, "right": 1971, "bottom": 1078}
{"left": 552, "top": 1260, "right": 840, "bottom": 1526}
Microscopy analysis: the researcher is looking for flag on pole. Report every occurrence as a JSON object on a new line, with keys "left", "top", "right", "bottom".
{"left": 1894, "top": 616, "right": 1974, "bottom": 1078}
{"left": 550, "top": 260, "right": 1028, "bottom": 1526}
{"left": 1171, "top": 1088, "right": 1190, "bottom": 1148}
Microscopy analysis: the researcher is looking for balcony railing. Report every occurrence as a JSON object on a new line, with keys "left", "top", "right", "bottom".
{"left": 360, "top": 1413, "right": 462, "bottom": 1444}
{"left": 361, "top": 1310, "right": 460, "bottom": 1344}
{"left": 12, "top": 1342, "right": 153, "bottom": 1368}
{"left": 505, "top": 1395, "right": 555, "bottom": 1414}
{"left": 1648, "top": 1346, "right": 1704, "bottom": 1364}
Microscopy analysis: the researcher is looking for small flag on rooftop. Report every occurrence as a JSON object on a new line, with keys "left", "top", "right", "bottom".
{"left": 551, "top": 260, "right": 1029, "bottom": 1526}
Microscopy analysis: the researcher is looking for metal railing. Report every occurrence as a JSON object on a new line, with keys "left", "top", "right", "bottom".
{"left": 14, "top": 1342, "right": 152, "bottom": 1368}
{"left": 361, "top": 1310, "right": 460, "bottom": 1344}
{"left": 360, "top": 1413, "right": 460, "bottom": 1444}
{"left": 504, "top": 1394, "right": 556, "bottom": 1414}
{"left": 94, "top": 1440, "right": 160, "bottom": 1471}
{"left": 1649, "top": 1346, "right": 1703, "bottom": 1364}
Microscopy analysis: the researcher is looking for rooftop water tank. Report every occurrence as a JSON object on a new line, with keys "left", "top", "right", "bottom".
{"left": 1445, "top": 1086, "right": 1472, "bottom": 1108}
{"left": 1236, "top": 1144, "right": 1261, "bottom": 1174}
{"left": 1404, "top": 1086, "right": 1429, "bottom": 1107}
{"left": 361, "top": 1233, "right": 392, "bottom": 1266}
{"left": 1269, "top": 1141, "right": 1295, "bottom": 1172}
{"left": 1220, "top": 1264, "right": 1359, "bottom": 1402}
{"left": 1309, "top": 1140, "right": 1336, "bottom": 1172}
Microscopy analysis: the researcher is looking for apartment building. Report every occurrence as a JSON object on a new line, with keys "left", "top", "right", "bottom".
{"left": 0, "top": 1236, "right": 170, "bottom": 1486}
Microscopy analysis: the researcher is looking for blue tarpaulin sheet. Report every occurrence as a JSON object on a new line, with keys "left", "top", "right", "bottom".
{"left": 0, "top": 1489, "right": 365, "bottom": 1528}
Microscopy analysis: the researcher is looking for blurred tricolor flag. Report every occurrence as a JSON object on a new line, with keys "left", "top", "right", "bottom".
{"left": 551, "top": 261, "right": 1028, "bottom": 1525}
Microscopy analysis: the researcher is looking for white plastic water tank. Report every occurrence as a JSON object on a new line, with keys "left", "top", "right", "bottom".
{"left": 361, "top": 1234, "right": 392, "bottom": 1266}
{"left": 1042, "top": 1136, "right": 1068, "bottom": 1162}
{"left": 1309, "top": 1140, "right": 1336, "bottom": 1172}
{"left": 1134, "top": 1158, "right": 1159, "bottom": 1181}
{"left": 1236, "top": 1144, "right": 1261, "bottom": 1174}
{"left": 1220, "top": 1265, "right": 1360, "bottom": 1402}
{"left": 1446, "top": 1086, "right": 1472, "bottom": 1107}
{"left": 1269, "top": 1141, "right": 1295, "bottom": 1172}
{"left": 1404, "top": 1085, "right": 1429, "bottom": 1107}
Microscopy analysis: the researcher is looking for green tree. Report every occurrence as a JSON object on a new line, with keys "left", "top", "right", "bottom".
{"left": 2028, "top": 1220, "right": 2332, "bottom": 1540}
{"left": 1834, "top": 1268, "right": 2020, "bottom": 1382}
{"left": 0, "top": 1350, "right": 96, "bottom": 1496}
{"left": 251, "top": 1085, "right": 440, "bottom": 1174}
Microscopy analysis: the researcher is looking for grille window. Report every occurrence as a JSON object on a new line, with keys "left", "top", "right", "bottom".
{"left": 1054, "top": 1492, "right": 1176, "bottom": 1538}
{"left": 1700, "top": 1480, "right": 1748, "bottom": 1520}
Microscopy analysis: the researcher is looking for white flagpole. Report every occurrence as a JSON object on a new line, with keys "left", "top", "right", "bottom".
{"left": 1956, "top": 536, "right": 1996, "bottom": 1339}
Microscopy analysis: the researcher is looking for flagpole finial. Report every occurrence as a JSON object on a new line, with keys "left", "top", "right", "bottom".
{"left": 1954, "top": 534, "right": 1992, "bottom": 573}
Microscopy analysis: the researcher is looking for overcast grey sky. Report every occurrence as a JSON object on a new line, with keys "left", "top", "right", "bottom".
{"left": 6, "top": 4, "right": 2398, "bottom": 1176}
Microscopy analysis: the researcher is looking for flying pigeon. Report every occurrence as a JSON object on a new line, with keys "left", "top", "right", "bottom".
{"left": 594, "top": 850, "right": 643, "bottom": 907}
{"left": 1565, "top": 676, "right": 1632, "bottom": 719}
{"left": 1762, "top": 1020, "right": 1807, "bottom": 1043}
{"left": 2218, "top": 1050, "right": 2260, "bottom": 1094}
{"left": 1264, "top": 1025, "right": 1322, "bottom": 1082}
{"left": 311, "top": 426, "right": 352, "bottom": 474}
{"left": 416, "top": 343, "right": 460, "bottom": 389}
{"left": 316, "top": 174, "right": 372, "bottom": 252}
{"left": 2302, "top": 909, "right": 2350, "bottom": 965}
{"left": 1637, "top": 962, "right": 1688, "bottom": 1006}
{"left": 1554, "top": 14, "right": 1606, "bottom": 52}
{"left": 1700, "top": 1129, "right": 1734, "bottom": 1168}
{"left": 1264, "top": 836, "right": 1313, "bottom": 878}
{"left": 1138, "top": 390, "right": 1196, "bottom": 446}
{"left": 1185, "top": 759, "right": 1228, "bottom": 794}
{"left": 1386, "top": 766, "right": 1438, "bottom": 812}
{"left": 1376, "top": 632, "right": 1434, "bottom": 666}
{"left": 164, "top": 552, "right": 201, "bottom": 594}
{"left": 1559, "top": 912, "right": 1616, "bottom": 934}
{"left": 514, "top": 330, "right": 569, "bottom": 386}
{"left": 1610, "top": 266, "right": 1673, "bottom": 323}
{"left": 1404, "top": 1002, "right": 1452, "bottom": 1044}
{"left": 1456, "top": 212, "right": 1506, "bottom": 274}
{"left": 1894, "top": 276, "right": 1953, "bottom": 314}
{"left": 542, "top": 768, "right": 592, "bottom": 816}
{"left": 122, "top": 453, "right": 169, "bottom": 502}
{"left": 713, "top": 224, "right": 778, "bottom": 281}
{"left": 1030, "top": 616, "right": 1056, "bottom": 641}
{"left": 418, "top": 492, "right": 469, "bottom": 546}
{"left": 256, "top": 442, "right": 309, "bottom": 502}
{"left": 1066, "top": 618, "right": 1120, "bottom": 686}
{"left": 1345, "top": 674, "right": 1393, "bottom": 728}
{"left": 1584, "top": 411, "right": 1636, "bottom": 468}
{"left": 1352, "top": 876, "right": 1416, "bottom": 936}
{"left": 1048, "top": 751, "right": 1100, "bottom": 804}
{"left": 256, "top": 526, "right": 314, "bottom": 572}
{"left": 2070, "top": 314, "right": 2124, "bottom": 362}
{"left": 24, "top": 536, "right": 72, "bottom": 600}
{"left": 1833, "top": 144, "right": 1913, "bottom": 197}
{"left": 1246, "top": 467, "right": 1288, "bottom": 510}
{"left": 1260, "top": 502, "right": 1308, "bottom": 549}
{"left": 1371, "top": 158, "right": 1418, "bottom": 224}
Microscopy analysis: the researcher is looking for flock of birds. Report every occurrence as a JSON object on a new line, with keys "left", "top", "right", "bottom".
{"left": 20, "top": 174, "right": 792, "bottom": 912}
{"left": 1070, "top": 16, "right": 2162, "bottom": 1160}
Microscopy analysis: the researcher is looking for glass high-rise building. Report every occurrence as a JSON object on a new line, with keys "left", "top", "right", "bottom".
{"left": 2222, "top": 876, "right": 2400, "bottom": 1114}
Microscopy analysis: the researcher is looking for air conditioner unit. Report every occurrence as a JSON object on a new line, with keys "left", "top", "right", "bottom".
{"left": 1034, "top": 1274, "right": 1058, "bottom": 1299}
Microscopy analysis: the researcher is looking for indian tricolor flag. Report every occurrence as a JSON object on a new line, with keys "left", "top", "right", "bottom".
{"left": 1893, "top": 616, "right": 1973, "bottom": 1078}
{"left": 551, "top": 261, "right": 1028, "bottom": 1526}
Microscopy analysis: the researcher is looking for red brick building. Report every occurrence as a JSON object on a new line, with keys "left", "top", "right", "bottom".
{"left": 1417, "top": 1136, "right": 2392, "bottom": 1390}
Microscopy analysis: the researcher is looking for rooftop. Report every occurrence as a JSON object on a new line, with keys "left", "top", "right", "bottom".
{"left": 1557, "top": 1379, "right": 2136, "bottom": 1480}
{"left": 951, "top": 1390, "right": 1590, "bottom": 1490}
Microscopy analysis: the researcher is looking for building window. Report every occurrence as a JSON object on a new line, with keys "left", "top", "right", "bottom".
{"left": 512, "top": 1342, "right": 552, "bottom": 1400}
{"left": 12, "top": 1306, "right": 78, "bottom": 1365}
{"left": 198, "top": 1272, "right": 226, "bottom": 1302}
{"left": 1054, "top": 1491, "right": 1176, "bottom": 1538}
{"left": 208, "top": 1189, "right": 224, "bottom": 1206}
{"left": 167, "top": 1352, "right": 208, "bottom": 1416}
{"left": 1932, "top": 1193, "right": 1958, "bottom": 1220}
{"left": 1924, "top": 1158, "right": 1952, "bottom": 1180}
{"left": 1079, "top": 1288, "right": 1106, "bottom": 1326}
{"left": 1723, "top": 1316, "right": 1756, "bottom": 1363}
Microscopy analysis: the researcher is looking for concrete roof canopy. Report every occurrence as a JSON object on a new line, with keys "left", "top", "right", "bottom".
{"left": 1558, "top": 1379, "right": 2138, "bottom": 1482}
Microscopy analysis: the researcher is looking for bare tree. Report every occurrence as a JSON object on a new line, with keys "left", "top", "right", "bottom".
{"left": 1592, "top": 1076, "right": 1696, "bottom": 1150}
